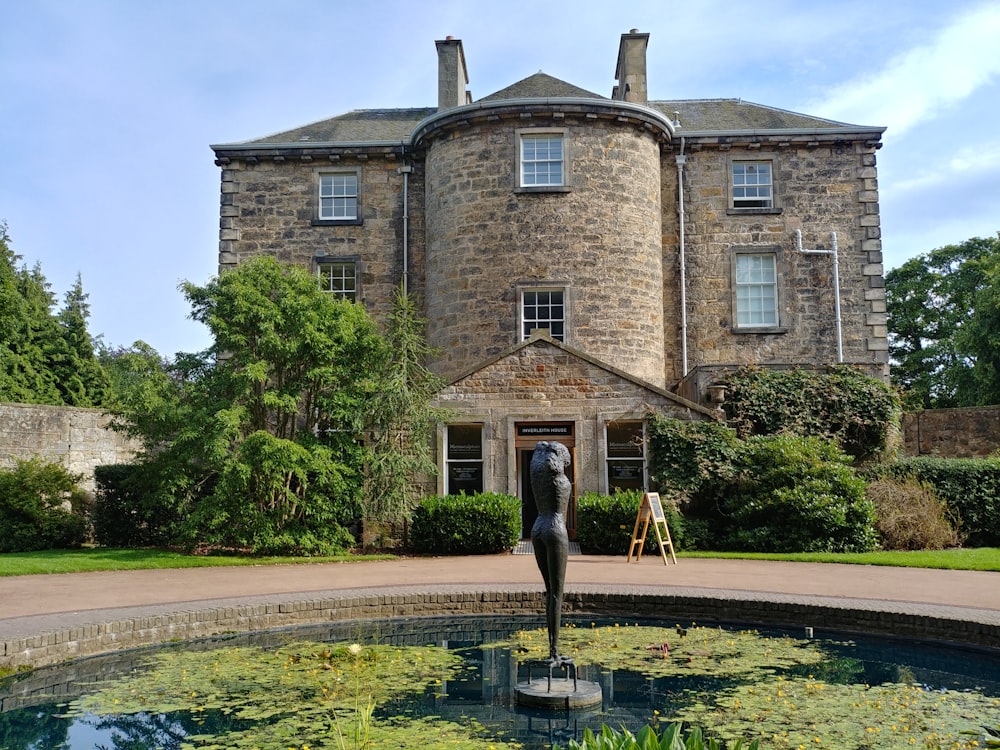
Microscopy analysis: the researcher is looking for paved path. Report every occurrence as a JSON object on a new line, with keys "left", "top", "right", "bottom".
{"left": 3, "top": 555, "right": 1000, "bottom": 643}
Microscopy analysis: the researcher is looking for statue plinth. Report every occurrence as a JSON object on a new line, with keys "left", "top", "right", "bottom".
{"left": 514, "top": 658, "right": 603, "bottom": 709}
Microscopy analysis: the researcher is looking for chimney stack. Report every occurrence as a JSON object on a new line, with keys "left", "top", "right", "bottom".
{"left": 435, "top": 36, "right": 470, "bottom": 111}
{"left": 613, "top": 29, "right": 649, "bottom": 105}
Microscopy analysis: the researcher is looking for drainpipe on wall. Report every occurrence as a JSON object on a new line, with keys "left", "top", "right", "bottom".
{"left": 399, "top": 162, "right": 412, "bottom": 296}
{"left": 677, "top": 138, "right": 689, "bottom": 376}
{"left": 796, "top": 229, "right": 843, "bottom": 364}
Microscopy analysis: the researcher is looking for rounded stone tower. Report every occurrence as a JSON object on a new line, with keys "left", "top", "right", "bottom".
{"left": 413, "top": 99, "right": 671, "bottom": 387}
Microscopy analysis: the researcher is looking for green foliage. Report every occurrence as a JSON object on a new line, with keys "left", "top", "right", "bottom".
{"left": 886, "top": 234, "right": 1000, "bottom": 408}
{"left": 0, "top": 459, "right": 88, "bottom": 552}
{"left": 560, "top": 723, "right": 759, "bottom": 750}
{"left": 646, "top": 415, "right": 742, "bottom": 494}
{"left": 866, "top": 477, "right": 960, "bottom": 550}
{"left": 674, "top": 676, "right": 997, "bottom": 749}
{"left": 410, "top": 492, "right": 520, "bottom": 554}
{"left": 721, "top": 365, "right": 900, "bottom": 462}
{"left": 645, "top": 416, "right": 878, "bottom": 552}
{"left": 105, "top": 257, "right": 385, "bottom": 553}
{"left": 362, "top": 285, "right": 447, "bottom": 523}
{"left": 500, "top": 623, "right": 827, "bottom": 678}
{"left": 92, "top": 463, "right": 179, "bottom": 547}
{"left": 104, "top": 259, "right": 442, "bottom": 553}
{"left": 867, "top": 457, "right": 1000, "bottom": 546}
{"left": 182, "top": 255, "right": 384, "bottom": 444}
{"left": 67, "top": 640, "right": 521, "bottom": 749}
{"left": 721, "top": 435, "right": 877, "bottom": 553}
{"left": 576, "top": 489, "right": 684, "bottom": 554}
{"left": 0, "top": 223, "right": 108, "bottom": 406}
{"left": 195, "top": 431, "right": 357, "bottom": 555}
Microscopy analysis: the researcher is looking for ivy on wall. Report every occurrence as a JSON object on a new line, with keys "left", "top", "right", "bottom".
{"left": 720, "top": 365, "right": 901, "bottom": 463}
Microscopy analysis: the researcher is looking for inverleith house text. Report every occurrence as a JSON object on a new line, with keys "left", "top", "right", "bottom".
{"left": 211, "top": 30, "right": 888, "bottom": 538}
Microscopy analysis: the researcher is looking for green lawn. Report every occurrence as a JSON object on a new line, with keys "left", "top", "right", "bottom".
{"left": 1, "top": 547, "right": 999, "bottom": 576}
{"left": 679, "top": 547, "right": 1000, "bottom": 571}
{"left": 0, "top": 548, "right": 395, "bottom": 577}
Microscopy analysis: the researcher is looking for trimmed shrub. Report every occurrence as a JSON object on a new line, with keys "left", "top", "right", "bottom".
{"left": 576, "top": 490, "right": 684, "bottom": 555}
{"left": 866, "top": 478, "right": 960, "bottom": 550}
{"left": 0, "top": 459, "right": 88, "bottom": 552}
{"left": 867, "top": 457, "right": 1000, "bottom": 546}
{"left": 92, "top": 464, "right": 180, "bottom": 548}
{"left": 721, "top": 435, "right": 878, "bottom": 553}
{"left": 410, "top": 492, "right": 520, "bottom": 554}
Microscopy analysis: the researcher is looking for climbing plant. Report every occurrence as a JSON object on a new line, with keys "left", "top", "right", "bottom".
{"left": 721, "top": 365, "right": 900, "bottom": 462}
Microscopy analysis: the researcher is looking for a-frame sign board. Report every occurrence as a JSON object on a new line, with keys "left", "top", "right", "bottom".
{"left": 627, "top": 492, "right": 677, "bottom": 565}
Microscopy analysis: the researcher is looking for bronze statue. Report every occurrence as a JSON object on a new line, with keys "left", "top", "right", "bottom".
{"left": 529, "top": 440, "right": 571, "bottom": 663}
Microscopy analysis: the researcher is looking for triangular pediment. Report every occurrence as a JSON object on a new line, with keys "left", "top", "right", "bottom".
{"left": 434, "top": 335, "right": 714, "bottom": 419}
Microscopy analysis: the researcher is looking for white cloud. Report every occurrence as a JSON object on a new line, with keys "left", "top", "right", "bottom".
{"left": 890, "top": 140, "right": 1000, "bottom": 194}
{"left": 808, "top": 2, "right": 1000, "bottom": 133}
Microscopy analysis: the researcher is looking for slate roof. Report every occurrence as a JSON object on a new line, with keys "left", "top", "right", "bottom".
{"left": 215, "top": 73, "right": 878, "bottom": 150}
{"left": 649, "top": 99, "right": 859, "bottom": 133}
{"left": 478, "top": 72, "right": 605, "bottom": 102}
{"left": 234, "top": 108, "right": 437, "bottom": 146}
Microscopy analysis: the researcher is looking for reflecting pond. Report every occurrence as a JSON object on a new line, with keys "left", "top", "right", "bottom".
{"left": 2, "top": 615, "right": 999, "bottom": 749}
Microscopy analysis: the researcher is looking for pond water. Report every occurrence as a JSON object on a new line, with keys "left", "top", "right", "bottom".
{"left": 2, "top": 615, "right": 999, "bottom": 749}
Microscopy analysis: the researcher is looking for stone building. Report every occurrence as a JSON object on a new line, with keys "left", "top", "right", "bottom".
{"left": 211, "top": 30, "right": 888, "bottom": 537}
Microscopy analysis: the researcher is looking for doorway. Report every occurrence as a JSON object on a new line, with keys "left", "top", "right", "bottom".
{"left": 515, "top": 422, "right": 576, "bottom": 539}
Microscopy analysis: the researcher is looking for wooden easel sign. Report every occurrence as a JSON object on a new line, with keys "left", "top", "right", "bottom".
{"left": 627, "top": 492, "right": 677, "bottom": 565}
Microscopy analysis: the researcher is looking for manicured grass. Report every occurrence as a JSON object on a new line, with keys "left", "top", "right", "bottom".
{"left": 679, "top": 547, "right": 1000, "bottom": 571}
{"left": 0, "top": 548, "right": 395, "bottom": 577}
{"left": 2, "top": 547, "right": 1000, "bottom": 576}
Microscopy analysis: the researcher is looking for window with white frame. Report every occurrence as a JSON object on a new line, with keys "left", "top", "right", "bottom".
{"left": 606, "top": 420, "right": 646, "bottom": 492}
{"left": 734, "top": 252, "right": 779, "bottom": 328}
{"left": 318, "top": 173, "right": 358, "bottom": 220}
{"left": 521, "top": 288, "right": 565, "bottom": 341}
{"left": 520, "top": 133, "right": 564, "bottom": 187}
{"left": 732, "top": 161, "right": 773, "bottom": 209}
{"left": 446, "top": 424, "right": 484, "bottom": 495}
{"left": 317, "top": 260, "right": 357, "bottom": 302}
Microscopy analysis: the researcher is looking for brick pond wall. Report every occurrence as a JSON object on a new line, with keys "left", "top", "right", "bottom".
{"left": 0, "top": 403, "right": 138, "bottom": 493}
{"left": 2, "top": 587, "right": 999, "bottom": 672}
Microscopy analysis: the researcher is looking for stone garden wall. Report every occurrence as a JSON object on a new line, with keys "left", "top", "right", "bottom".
{"left": 0, "top": 403, "right": 138, "bottom": 493}
{"left": 902, "top": 405, "right": 1000, "bottom": 458}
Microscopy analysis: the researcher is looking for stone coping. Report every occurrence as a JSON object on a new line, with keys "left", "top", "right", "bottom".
{"left": 3, "top": 584, "right": 1000, "bottom": 670}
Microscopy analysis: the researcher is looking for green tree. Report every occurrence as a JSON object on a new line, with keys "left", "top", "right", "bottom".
{"left": 362, "top": 286, "right": 446, "bottom": 523}
{"left": 52, "top": 274, "right": 110, "bottom": 405}
{"left": 0, "top": 223, "right": 108, "bottom": 406}
{"left": 956, "top": 247, "right": 1000, "bottom": 404}
{"left": 0, "top": 225, "right": 60, "bottom": 403}
{"left": 886, "top": 234, "right": 1000, "bottom": 408}
{"left": 106, "top": 257, "right": 441, "bottom": 554}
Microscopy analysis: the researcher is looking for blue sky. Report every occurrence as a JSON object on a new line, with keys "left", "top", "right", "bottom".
{"left": 3, "top": 0, "right": 999, "bottom": 357}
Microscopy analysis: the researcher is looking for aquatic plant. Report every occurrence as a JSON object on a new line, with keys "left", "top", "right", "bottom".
{"left": 67, "top": 641, "right": 521, "bottom": 749}
{"left": 497, "top": 623, "right": 829, "bottom": 678}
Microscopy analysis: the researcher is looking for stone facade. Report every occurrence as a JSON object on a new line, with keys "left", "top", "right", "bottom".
{"left": 423, "top": 117, "right": 664, "bottom": 385}
{"left": 433, "top": 336, "right": 705, "bottom": 514}
{"left": 211, "top": 30, "right": 889, "bottom": 533}
{"left": 0, "top": 403, "right": 137, "bottom": 493}
{"left": 664, "top": 139, "right": 887, "bottom": 390}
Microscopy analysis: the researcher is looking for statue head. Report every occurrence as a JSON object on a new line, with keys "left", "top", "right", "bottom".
{"left": 531, "top": 440, "right": 571, "bottom": 477}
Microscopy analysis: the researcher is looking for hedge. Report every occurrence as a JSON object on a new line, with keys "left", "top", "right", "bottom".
{"left": 410, "top": 492, "right": 520, "bottom": 554}
{"left": 866, "top": 457, "right": 1000, "bottom": 546}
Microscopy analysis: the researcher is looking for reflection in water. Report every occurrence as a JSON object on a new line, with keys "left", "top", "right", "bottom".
{"left": 1, "top": 615, "right": 999, "bottom": 749}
